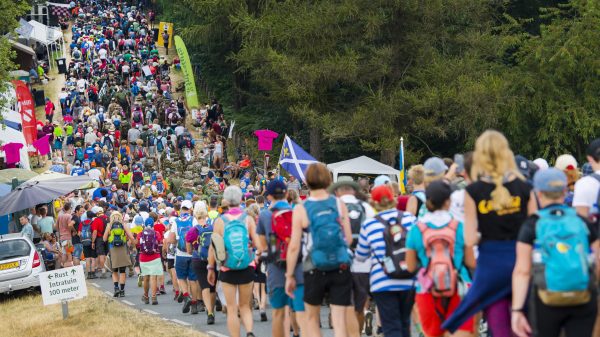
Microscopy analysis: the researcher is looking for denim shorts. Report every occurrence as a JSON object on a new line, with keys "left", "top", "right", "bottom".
{"left": 73, "top": 243, "right": 83, "bottom": 260}
{"left": 175, "top": 255, "right": 197, "bottom": 281}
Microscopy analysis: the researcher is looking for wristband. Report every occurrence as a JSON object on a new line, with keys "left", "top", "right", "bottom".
{"left": 207, "top": 265, "right": 214, "bottom": 270}
{"left": 285, "top": 274, "right": 295, "bottom": 278}
{"left": 511, "top": 308, "right": 523, "bottom": 312}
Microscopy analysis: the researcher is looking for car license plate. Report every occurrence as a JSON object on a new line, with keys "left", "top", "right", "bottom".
{"left": 0, "top": 261, "right": 19, "bottom": 271}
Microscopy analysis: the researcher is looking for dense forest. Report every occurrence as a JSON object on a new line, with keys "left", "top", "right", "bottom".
{"left": 158, "top": 0, "right": 600, "bottom": 167}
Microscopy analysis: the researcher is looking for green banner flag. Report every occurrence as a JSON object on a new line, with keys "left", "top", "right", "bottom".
{"left": 174, "top": 36, "right": 199, "bottom": 108}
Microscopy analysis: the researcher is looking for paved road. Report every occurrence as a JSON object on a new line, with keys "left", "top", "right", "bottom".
{"left": 90, "top": 275, "right": 336, "bottom": 337}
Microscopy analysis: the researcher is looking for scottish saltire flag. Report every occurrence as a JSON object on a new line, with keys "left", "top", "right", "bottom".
{"left": 399, "top": 137, "right": 407, "bottom": 194}
{"left": 279, "top": 135, "right": 318, "bottom": 183}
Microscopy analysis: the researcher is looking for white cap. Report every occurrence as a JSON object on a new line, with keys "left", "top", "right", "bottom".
{"left": 533, "top": 158, "right": 549, "bottom": 170}
{"left": 181, "top": 200, "right": 193, "bottom": 210}
{"left": 555, "top": 154, "right": 578, "bottom": 171}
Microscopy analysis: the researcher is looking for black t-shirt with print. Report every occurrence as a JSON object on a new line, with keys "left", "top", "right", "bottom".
{"left": 466, "top": 178, "right": 531, "bottom": 242}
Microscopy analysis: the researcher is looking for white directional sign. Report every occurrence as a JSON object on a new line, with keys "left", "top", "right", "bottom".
{"left": 39, "top": 265, "right": 88, "bottom": 306}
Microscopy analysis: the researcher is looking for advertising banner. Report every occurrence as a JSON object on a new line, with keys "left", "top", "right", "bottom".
{"left": 174, "top": 36, "right": 199, "bottom": 109}
{"left": 12, "top": 80, "right": 37, "bottom": 145}
{"left": 157, "top": 22, "right": 173, "bottom": 48}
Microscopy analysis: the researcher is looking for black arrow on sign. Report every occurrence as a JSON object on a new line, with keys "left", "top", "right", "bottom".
{"left": 48, "top": 274, "right": 53, "bottom": 280}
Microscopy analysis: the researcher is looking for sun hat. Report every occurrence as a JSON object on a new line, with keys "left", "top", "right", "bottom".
{"left": 373, "top": 175, "right": 391, "bottom": 187}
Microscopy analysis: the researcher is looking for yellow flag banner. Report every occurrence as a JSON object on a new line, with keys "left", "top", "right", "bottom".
{"left": 174, "top": 35, "right": 199, "bottom": 109}
{"left": 157, "top": 22, "right": 173, "bottom": 48}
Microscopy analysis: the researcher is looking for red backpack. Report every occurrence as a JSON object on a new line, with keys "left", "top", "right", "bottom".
{"left": 268, "top": 208, "right": 293, "bottom": 267}
{"left": 418, "top": 220, "right": 459, "bottom": 297}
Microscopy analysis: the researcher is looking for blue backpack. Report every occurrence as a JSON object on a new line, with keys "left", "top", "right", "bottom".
{"left": 75, "top": 148, "right": 84, "bottom": 161}
{"left": 176, "top": 215, "right": 194, "bottom": 252}
{"left": 533, "top": 205, "right": 592, "bottom": 306}
{"left": 80, "top": 220, "right": 93, "bottom": 246}
{"left": 195, "top": 220, "right": 213, "bottom": 261}
{"left": 223, "top": 215, "right": 253, "bottom": 270}
{"left": 305, "top": 196, "right": 352, "bottom": 271}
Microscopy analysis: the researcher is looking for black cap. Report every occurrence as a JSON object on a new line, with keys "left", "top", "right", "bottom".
{"left": 425, "top": 180, "right": 452, "bottom": 206}
{"left": 266, "top": 180, "right": 287, "bottom": 196}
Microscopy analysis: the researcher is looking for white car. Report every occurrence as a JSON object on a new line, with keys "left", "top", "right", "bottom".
{"left": 0, "top": 233, "right": 45, "bottom": 294}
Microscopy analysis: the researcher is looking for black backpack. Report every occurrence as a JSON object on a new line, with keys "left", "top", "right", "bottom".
{"left": 345, "top": 201, "right": 365, "bottom": 249}
{"left": 374, "top": 211, "right": 416, "bottom": 279}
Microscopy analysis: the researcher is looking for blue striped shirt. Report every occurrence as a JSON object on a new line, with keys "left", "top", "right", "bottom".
{"left": 355, "top": 209, "right": 417, "bottom": 293}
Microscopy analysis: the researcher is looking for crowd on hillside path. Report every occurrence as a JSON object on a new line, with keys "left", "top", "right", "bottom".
{"left": 14, "top": 1, "right": 600, "bottom": 337}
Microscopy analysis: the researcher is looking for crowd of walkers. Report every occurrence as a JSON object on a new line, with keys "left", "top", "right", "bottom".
{"left": 14, "top": 1, "right": 600, "bottom": 337}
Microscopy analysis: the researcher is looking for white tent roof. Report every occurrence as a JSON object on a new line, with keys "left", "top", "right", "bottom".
{"left": 327, "top": 156, "right": 399, "bottom": 182}
{"left": 26, "top": 20, "right": 63, "bottom": 45}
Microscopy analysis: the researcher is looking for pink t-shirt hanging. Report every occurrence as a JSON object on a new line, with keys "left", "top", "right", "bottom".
{"left": 254, "top": 129, "right": 279, "bottom": 151}
{"left": 33, "top": 135, "right": 51, "bottom": 156}
{"left": 2, "top": 143, "right": 24, "bottom": 164}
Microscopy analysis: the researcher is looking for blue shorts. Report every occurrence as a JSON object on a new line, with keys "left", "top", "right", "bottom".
{"left": 269, "top": 285, "right": 305, "bottom": 312}
{"left": 73, "top": 243, "right": 83, "bottom": 260}
{"left": 175, "top": 255, "right": 197, "bottom": 281}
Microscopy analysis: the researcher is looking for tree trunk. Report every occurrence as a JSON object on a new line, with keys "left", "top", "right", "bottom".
{"left": 380, "top": 148, "right": 395, "bottom": 167}
{"left": 309, "top": 128, "right": 322, "bottom": 161}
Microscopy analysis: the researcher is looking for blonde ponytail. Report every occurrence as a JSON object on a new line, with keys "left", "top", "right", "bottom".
{"left": 472, "top": 130, "right": 523, "bottom": 210}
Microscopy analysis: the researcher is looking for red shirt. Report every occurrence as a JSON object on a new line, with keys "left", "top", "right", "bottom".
{"left": 91, "top": 215, "right": 107, "bottom": 235}
{"left": 153, "top": 223, "right": 166, "bottom": 240}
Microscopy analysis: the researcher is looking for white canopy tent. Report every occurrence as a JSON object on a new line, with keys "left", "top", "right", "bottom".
{"left": 17, "top": 20, "right": 65, "bottom": 70}
{"left": 327, "top": 156, "right": 399, "bottom": 182}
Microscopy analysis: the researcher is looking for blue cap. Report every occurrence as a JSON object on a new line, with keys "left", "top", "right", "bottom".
{"left": 424, "top": 157, "right": 448, "bottom": 177}
{"left": 266, "top": 179, "right": 287, "bottom": 196}
{"left": 373, "top": 175, "right": 391, "bottom": 187}
{"left": 533, "top": 168, "right": 567, "bottom": 192}
{"left": 144, "top": 217, "right": 154, "bottom": 228}
{"left": 134, "top": 216, "right": 144, "bottom": 225}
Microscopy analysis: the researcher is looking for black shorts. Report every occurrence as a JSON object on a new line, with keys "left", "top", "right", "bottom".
{"left": 83, "top": 244, "right": 97, "bottom": 259}
{"left": 94, "top": 238, "right": 107, "bottom": 256}
{"left": 219, "top": 266, "right": 255, "bottom": 285}
{"left": 192, "top": 259, "right": 216, "bottom": 292}
{"left": 167, "top": 258, "right": 175, "bottom": 270}
{"left": 352, "top": 272, "right": 370, "bottom": 312}
{"left": 304, "top": 269, "right": 352, "bottom": 306}
{"left": 254, "top": 262, "right": 266, "bottom": 283}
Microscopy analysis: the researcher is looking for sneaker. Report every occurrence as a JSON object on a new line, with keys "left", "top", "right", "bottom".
{"left": 137, "top": 275, "right": 143, "bottom": 287}
{"left": 159, "top": 286, "right": 166, "bottom": 295}
{"left": 152, "top": 297, "right": 158, "bottom": 305}
{"left": 191, "top": 302, "right": 199, "bottom": 315}
{"left": 182, "top": 296, "right": 192, "bottom": 313}
{"left": 128, "top": 269, "right": 134, "bottom": 278}
{"left": 177, "top": 292, "right": 184, "bottom": 303}
{"left": 364, "top": 310, "right": 373, "bottom": 336}
{"left": 215, "top": 299, "right": 222, "bottom": 312}
{"left": 207, "top": 313, "right": 215, "bottom": 325}
{"left": 142, "top": 295, "right": 149, "bottom": 304}
{"left": 246, "top": 333, "right": 255, "bottom": 337}
{"left": 119, "top": 290, "right": 125, "bottom": 297}
{"left": 260, "top": 312, "right": 267, "bottom": 322}
{"left": 253, "top": 298, "right": 259, "bottom": 310}
{"left": 198, "top": 300, "right": 206, "bottom": 312}
{"left": 166, "top": 280, "right": 173, "bottom": 285}
{"left": 113, "top": 288, "right": 120, "bottom": 297}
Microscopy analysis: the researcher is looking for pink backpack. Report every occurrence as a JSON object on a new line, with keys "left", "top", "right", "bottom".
{"left": 417, "top": 220, "right": 458, "bottom": 297}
